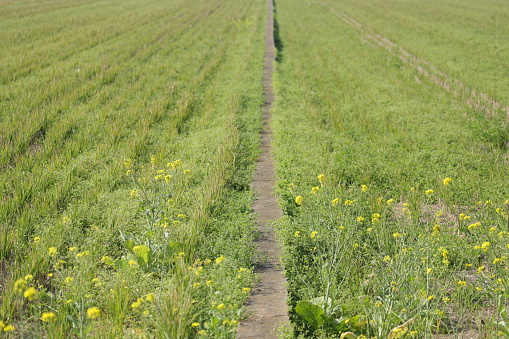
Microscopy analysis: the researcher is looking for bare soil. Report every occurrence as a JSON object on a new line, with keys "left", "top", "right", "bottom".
{"left": 236, "top": 0, "right": 289, "bottom": 337}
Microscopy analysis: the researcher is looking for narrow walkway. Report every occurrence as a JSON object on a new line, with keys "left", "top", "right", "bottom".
{"left": 236, "top": 0, "right": 289, "bottom": 337}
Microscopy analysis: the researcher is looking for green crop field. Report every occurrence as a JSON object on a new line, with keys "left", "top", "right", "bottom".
{"left": 1, "top": 0, "right": 509, "bottom": 337}
{"left": 272, "top": 0, "right": 509, "bottom": 337}
{"left": 0, "top": 0, "right": 266, "bottom": 337}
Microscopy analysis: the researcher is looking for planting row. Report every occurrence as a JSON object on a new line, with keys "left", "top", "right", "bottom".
{"left": 272, "top": 0, "right": 509, "bottom": 337}
{"left": 0, "top": 0, "right": 266, "bottom": 337}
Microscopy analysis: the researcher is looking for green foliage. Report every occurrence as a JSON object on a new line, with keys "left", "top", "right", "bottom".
{"left": 0, "top": 0, "right": 265, "bottom": 336}
{"left": 272, "top": 0, "right": 509, "bottom": 337}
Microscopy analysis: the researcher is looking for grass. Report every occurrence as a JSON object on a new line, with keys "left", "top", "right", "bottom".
{"left": 271, "top": 0, "right": 509, "bottom": 337}
{"left": 0, "top": 0, "right": 266, "bottom": 337}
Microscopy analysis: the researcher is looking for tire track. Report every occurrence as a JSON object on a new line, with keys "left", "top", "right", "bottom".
{"left": 236, "top": 0, "right": 289, "bottom": 337}
{"left": 318, "top": 1, "right": 509, "bottom": 118}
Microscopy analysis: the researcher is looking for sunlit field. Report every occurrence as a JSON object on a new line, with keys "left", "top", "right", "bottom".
{"left": 0, "top": 0, "right": 265, "bottom": 337}
{"left": 272, "top": 0, "right": 509, "bottom": 337}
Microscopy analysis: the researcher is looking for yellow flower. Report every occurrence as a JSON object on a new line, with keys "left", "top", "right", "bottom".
{"left": 468, "top": 222, "right": 481, "bottom": 230}
{"left": 361, "top": 184, "right": 368, "bottom": 192}
{"left": 41, "top": 312, "right": 56, "bottom": 322}
{"left": 344, "top": 199, "right": 355, "bottom": 206}
{"left": 131, "top": 298, "right": 143, "bottom": 309}
{"left": 33, "top": 236, "right": 41, "bottom": 244}
{"left": 128, "top": 260, "right": 138, "bottom": 268}
{"left": 215, "top": 255, "right": 226, "bottom": 265}
{"left": 130, "top": 189, "right": 138, "bottom": 198}
{"left": 294, "top": 231, "right": 300, "bottom": 237}
{"left": 48, "top": 247, "right": 58, "bottom": 256}
{"left": 331, "top": 198, "right": 340, "bottom": 206}
{"left": 23, "top": 287, "right": 38, "bottom": 301}
{"left": 24, "top": 274, "right": 33, "bottom": 281}
{"left": 393, "top": 233, "right": 402, "bottom": 239}
{"left": 217, "top": 303, "right": 225, "bottom": 310}
{"left": 386, "top": 199, "right": 394, "bottom": 205}
{"left": 3, "top": 324, "right": 15, "bottom": 332}
{"left": 295, "top": 195, "right": 303, "bottom": 205}
{"left": 65, "top": 276, "right": 74, "bottom": 284}
{"left": 457, "top": 280, "right": 467, "bottom": 287}
{"left": 145, "top": 293, "right": 155, "bottom": 302}
{"left": 425, "top": 189, "right": 434, "bottom": 196}
{"left": 242, "top": 287, "right": 251, "bottom": 293}
{"left": 311, "top": 186, "right": 319, "bottom": 194}
{"left": 310, "top": 231, "right": 318, "bottom": 239}
{"left": 14, "top": 278, "right": 27, "bottom": 293}
{"left": 443, "top": 177, "right": 452, "bottom": 186}
{"left": 427, "top": 268, "right": 433, "bottom": 274}
{"left": 191, "top": 322, "right": 200, "bottom": 327}
{"left": 317, "top": 174, "right": 326, "bottom": 186}
{"left": 76, "top": 251, "right": 90, "bottom": 258}
{"left": 87, "top": 307, "right": 101, "bottom": 319}
{"left": 481, "top": 242, "right": 491, "bottom": 252}
{"left": 459, "top": 213, "right": 471, "bottom": 221}
{"left": 478, "top": 266, "right": 485, "bottom": 273}
{"left": 357, "top": 216, "right": 365, "bottom": 222}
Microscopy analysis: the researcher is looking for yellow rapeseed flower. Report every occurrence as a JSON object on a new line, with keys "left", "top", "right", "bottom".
{"left": 14, "top": 278, "right": 27, "bottom": 293}
{"left": 311, "top": 186, "right": 319, "bottom": 194}
{"left": 23, "top": 287, "right": 38, "bottom": 301}
{"left": 481, "top": 242, "right": 491, "bottom": 252}
{"left": 87, "top": 307, "right": 101, "bottom": 319}
{"left": 425, "top": 189, "right": 434, "bottom": 196}
{"left": 41, "top": 312, "right": 56, "bottom": 322}
{"left": 76, "top": 251, "right": 90, "bottom": 258}
{"left": 295, "top": 196, "right": 303, "bottom": 205}
{"left": 145, "top": 293, "right": 155, "bottom": 302}
{"left": 317, "top": 174, "right": 326, "bottom": 186}
{"left": 361, "top": 184, "right": 368, "bottom": 192}
{"left": 3, "top": 324, "right": 15, "bottom": 332}
{"left": 215, "top": 255, "right": 226, "bottom": 265}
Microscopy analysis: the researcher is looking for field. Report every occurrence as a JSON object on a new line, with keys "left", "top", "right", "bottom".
{"left": 1, "top": 0, "right": 509, "bottom": 337}
{"left": 1, "top": 0, "right": 265, "bottom": 337}
{"left": 272, "top": 0, "right": 509, "bottom": 337}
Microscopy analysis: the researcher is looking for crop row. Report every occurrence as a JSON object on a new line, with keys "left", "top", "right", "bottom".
{"left": 0, "top": 0, "right": 266, "bottom": 337}
{"left": 272, "top": 0, "right": 509, "bottom": 337}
